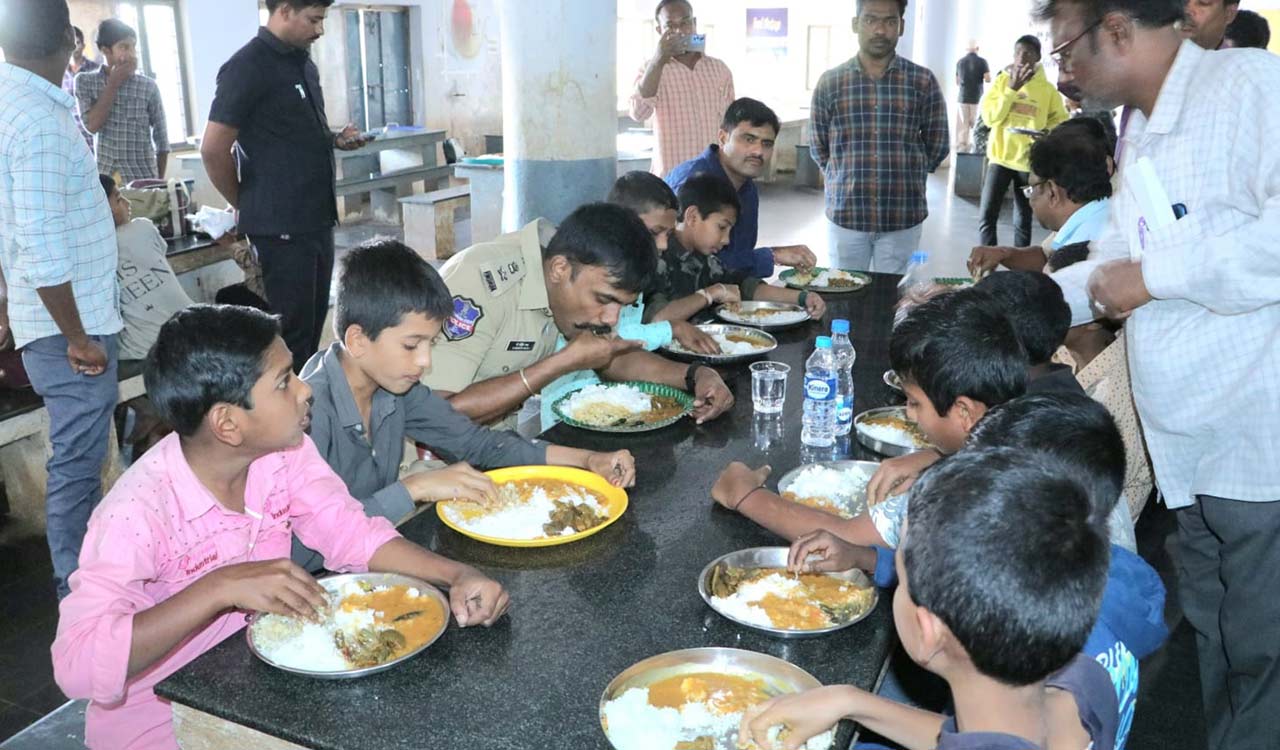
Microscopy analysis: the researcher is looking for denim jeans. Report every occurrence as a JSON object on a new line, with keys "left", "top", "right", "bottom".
{"left": 22, "top": 333, "right": 119, "bottom": 598}
{"left": 978, "top": 163, "right": 1032, "bottom": 247}
{"left": 827, "top": 221, "right": 924, "bottom": 274}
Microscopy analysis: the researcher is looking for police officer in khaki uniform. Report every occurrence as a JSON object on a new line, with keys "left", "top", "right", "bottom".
{"left": 423, "top": 203, "right": 734, "bottom": 428}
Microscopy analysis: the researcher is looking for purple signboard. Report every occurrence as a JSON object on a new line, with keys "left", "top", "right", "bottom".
{"left": 747, "top": 8, "right": 788, "bottom": 38}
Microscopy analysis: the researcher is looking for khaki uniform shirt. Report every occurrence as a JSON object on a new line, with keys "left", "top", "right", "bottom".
{"left": 423, "top": 220, "right": 560, "bottom": 426}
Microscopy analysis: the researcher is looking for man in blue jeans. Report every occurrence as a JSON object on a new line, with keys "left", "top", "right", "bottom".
{"left": 0, "top": 0, "right": 123, "bottom": 598}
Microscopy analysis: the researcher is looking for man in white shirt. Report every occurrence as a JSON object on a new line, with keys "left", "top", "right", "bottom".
{"left": 0, "top": 0, "right": 124, "bottom": 598}
{"left": 1037, "top": 2, "right": 1280, "bottom": 748}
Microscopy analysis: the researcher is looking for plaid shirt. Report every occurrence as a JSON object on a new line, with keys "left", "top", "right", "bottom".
{"left": 1052, "top": 42, "right": 1280, "bottom": 507}
{"left": 630, "top": 55, "right": 735, "bottom": 178}
{"left": 0, "top": 64, "right": 122, "bottom": 348}
{"left": 810, "top": 55, "right": 949, "bottom": 233}
{"left": 75, "top": 68, "right": 168, "bottom": 183}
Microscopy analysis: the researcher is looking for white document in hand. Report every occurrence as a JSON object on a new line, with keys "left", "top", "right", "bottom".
{"left": 1123, "top": 156, "right": 1175, "bottom": 260}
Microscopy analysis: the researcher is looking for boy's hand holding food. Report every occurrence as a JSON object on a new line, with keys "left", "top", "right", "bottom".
{"left": 448, "top": 569, "right": 510, "bottom": 627}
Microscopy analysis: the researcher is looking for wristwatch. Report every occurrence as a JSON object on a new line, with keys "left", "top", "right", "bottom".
{"left": 684, "top": 364, "right": 703, "bottom": 394}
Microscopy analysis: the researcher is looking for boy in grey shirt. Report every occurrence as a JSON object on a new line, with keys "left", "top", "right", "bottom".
{"left": 295, "top": 238, "right": 636, "bottom": 571}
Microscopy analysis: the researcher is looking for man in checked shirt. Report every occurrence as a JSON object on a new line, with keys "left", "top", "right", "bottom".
{"left": 1038, "top": 1, "right": 1280, "bottom": 747}
{"left": 75, "top": 19, "right": 168, "bottom": 182}
{"left": 810, "top": 0, "right": 949, "bottom": 274}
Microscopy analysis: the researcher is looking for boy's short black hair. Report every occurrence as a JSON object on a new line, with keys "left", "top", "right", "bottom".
{"left": 1029, "top": 120, "right": 1113, "bottom": 206}
{"left": 904, "top": 446, "right": 1110, "bottom": 686}
{"left": 677, "top": 173, "right": 741, "bottom": 222}
{"left": 99, "top": 175, "right": 117, "bottom": 198}
{"left": 95, "top": 19, "right": 136, "bottom": 48}
{"left": 889, "top": 289, "right": 1028, "bottom": 415}
{"left": 72, "top": 25, "right": 83, "bottom": 44}
{"left": 857, "top": 0, "right": 909, "bottom": 18}
{"left": 145, "top": 305, "right": 281, "bottom": 437}
{"left": 265, "top": 0, "right": 334, "bottom": 12}
{"left": 1033, "top": 0, "right": 1184, "bottom": 28}
{"left": 721, "top": 97, "right": 781, "bottom": 138}
{"left": 544, "top": 203, "right": 657, "bottom": 294}
{"left": 335, "top": 237, "right": 453, "bottom": 342}
{"left": 654, "top": 0, "right": 692, "bottom": 21}
{"left": 1015, "top": 34, "right": 1042, "bottom": 56}
{"left": 1226, "top": 9, "right": 1271, "bottom": 49}
{"left": 974, "top": 271, "right": 1071, "bottom": 365}
{"left": 609, "top": 171, "right": 678, "bottom": 215}
{"left": 968, "top": 393, "right": 1126, "bottom": 525}
{"left": 0, "top": 0, "right": 72, "bottom": 60}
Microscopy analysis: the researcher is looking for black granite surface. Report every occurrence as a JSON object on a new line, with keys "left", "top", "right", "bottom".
{"left": 156, "top": 274, "right": 907, "bottom": 750}
{"left": 164, "top": 234, "right": 220, "bottom": 258}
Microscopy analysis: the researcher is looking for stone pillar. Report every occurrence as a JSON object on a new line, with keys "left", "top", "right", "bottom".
{"left": 497, "top": 0, "right": 618, "bottom": 231}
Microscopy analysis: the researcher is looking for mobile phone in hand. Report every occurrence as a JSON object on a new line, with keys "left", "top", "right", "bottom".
{"left": 685, "top": 33, "right": 706, "bottom": 54}
{"left": 359, "top": 129, "right": 382, "bottom": 142}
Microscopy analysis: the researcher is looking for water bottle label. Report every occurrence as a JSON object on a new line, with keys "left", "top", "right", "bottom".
{"left": 836, "top": 402, "right": 853, "bottom": 423}
{"left": 804, "top": 376, "right": 835, "bottom": 401}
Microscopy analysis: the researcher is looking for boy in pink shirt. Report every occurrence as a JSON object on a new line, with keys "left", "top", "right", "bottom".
{"left": 52, "top": 305, "right": 509, "bottom": 750}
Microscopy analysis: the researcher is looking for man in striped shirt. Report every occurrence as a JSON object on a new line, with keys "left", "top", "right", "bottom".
{"left": 0, "top": 0, "right": 123, "bottom": 598}
{"left": 810, "top": 0, "right": 949, "bottom": 274}
{"left": 630, "top": 0, "right": 735, "bottom": 178}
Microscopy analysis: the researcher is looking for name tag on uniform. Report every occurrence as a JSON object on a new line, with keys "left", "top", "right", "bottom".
{"left": 507, "top": 341, "right": 536, "bottom": 352}
{"left": 480, "top": 258, "right": 525, "bottom": 296}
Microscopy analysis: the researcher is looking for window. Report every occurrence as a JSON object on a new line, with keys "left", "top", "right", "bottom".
{"left": 114, "top": 0, "right": 193, "bottom": 146}
{"left": 806, "top": 26, "right": 833, "bottom": 91}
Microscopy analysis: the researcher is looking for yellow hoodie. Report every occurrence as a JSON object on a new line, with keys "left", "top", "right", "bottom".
{"left": 981, "top": 64, "right": 1069, "bottom": 172}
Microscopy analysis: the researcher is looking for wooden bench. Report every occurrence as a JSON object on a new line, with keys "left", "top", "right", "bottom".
{"left": 0, "top": 361, "right": 145, "bottom": 531}
{"left": 399, "top": 184, "right": 472, "bottom": 261}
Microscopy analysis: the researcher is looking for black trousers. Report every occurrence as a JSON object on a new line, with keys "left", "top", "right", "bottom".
{"left": 978, "top": 163, "right": 1032, "bottom": 247}
{"left": 1177, "top": 496, "right": 1280, "bottom": 750}
{"left": 249, "top": 228, "right": 335, "bottom": 373}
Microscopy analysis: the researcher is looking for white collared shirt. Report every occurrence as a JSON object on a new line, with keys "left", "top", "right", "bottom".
{"left": 0, "top": 64, "right": 121, "bottom": 347}
{"left": 1053, "top": 41, "right": 1280, "bottom": 507}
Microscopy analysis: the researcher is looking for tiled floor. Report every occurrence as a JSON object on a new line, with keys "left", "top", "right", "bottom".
{"left": 0, "top": 169, "right": 1206, "bottom": 749}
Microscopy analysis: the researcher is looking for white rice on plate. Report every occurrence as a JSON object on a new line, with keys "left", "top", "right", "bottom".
{"left": 722, "top": 309, "right": 809, "bottom": 327}
{"left": 857, "top": 421, "right": 922, "bottom": 448}
{"left": 784, "top": 465, "right": 870, "bottom": 508}
{"left": 602, "top": 684, "right": 834, "bottom": 750}
{"left": 252, "top": 581, "right": 427, "bottom": 672}
{"left": 561, "top": 383, "right": 653, "bottom": 425}
{"left": 442, "top": 484, "right": 608, "bottom": 540}
{"left": 709, "top": 573, "right": 805, "bottom": 629}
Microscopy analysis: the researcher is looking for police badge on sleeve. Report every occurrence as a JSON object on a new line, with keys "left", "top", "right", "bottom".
{"left": 445, "top": 296, "right": 484, "bottom": 341}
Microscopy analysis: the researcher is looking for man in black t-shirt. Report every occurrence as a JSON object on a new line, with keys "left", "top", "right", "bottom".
{"left": 954, "top": 43, "right": 990, "bottom": 153}
{"left": 200, "top": 0, "right": 369, "bottom": 373}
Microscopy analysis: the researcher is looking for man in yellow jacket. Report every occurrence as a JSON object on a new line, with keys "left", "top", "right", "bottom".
{"left": 978, "top": 35, "right": 1068, "bottom": 247}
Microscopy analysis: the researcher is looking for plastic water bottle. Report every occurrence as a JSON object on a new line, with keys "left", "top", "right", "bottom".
{"left": 831, "top": 320, "right": 856, "bottom": 436}
{"left": 802, "top": 337, "right": 837, "bottom": 448}
{"left": 898, "top": 250, "right": 931, "bottom": 295}
{"left": 895, "top": 250, "right": 932, "bottom": 325}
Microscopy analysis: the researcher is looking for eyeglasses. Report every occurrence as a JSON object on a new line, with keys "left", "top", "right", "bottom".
{"left": 1051, "top": 18, "right": 1103, "bottom": 70}
{"left": 1021, "top": 180, "right": 1048, "bottom": 199}
{"left": 662, "top": 16, "right": 696, "bottom": 33}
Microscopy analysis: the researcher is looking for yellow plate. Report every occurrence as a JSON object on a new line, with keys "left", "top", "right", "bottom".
{"left": 435, "top": 466, "right": 628, "bottom": 548}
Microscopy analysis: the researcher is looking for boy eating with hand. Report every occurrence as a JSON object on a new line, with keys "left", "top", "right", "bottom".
{"left": 53, "top": 305, "right": 508, "bottom": 749}
{"left": 742, "top": 447, "right": 1118, "bottom": 750}
{"left": 711, "top": 290, "right": 1026, "bottom": 572}
{"left": 645, "top": 174, "right": 826, "bottom": 323}
{"left": 296, "top": 239, "right": 635, "bottom": 570}
{"left": 607, "top": 171, "right": 719, "bottom": 356}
